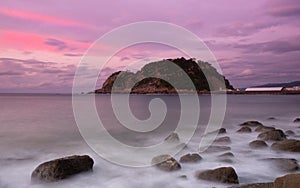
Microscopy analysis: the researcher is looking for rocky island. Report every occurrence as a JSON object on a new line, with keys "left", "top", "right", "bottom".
{"left": 95, "top": 57, "right": 234, "bottom": 94}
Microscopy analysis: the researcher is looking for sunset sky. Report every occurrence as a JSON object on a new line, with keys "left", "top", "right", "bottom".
{"left": 1, "top": 0, "right": 300, "bottom": 93}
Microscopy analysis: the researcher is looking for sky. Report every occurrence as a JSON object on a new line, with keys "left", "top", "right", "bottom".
{"left": 0, "top": 0, "right": 300, "bottom": 93}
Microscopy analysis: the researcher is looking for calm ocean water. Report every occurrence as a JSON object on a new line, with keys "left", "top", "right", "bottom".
{"left": 0, "top": 94, "right": 299, "bottom": 188}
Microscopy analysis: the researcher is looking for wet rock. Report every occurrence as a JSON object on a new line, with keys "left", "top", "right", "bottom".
{"left": 31, "top": 155, "right": 94, "bottom": 182}
{"left": 257, "top": 129, "right": 286, "bottom": 141}
{"left": 266, "top": 158, "right": 299, "bottom": 172}
{"left": 218, "top": 152, "right": 234, "bottom": 158}
{"left": 218, "top": 128, "right": 227, "bottom": 134}
{"left": 293, "top": 118, "right": 300, "bottom": 123}
{"left": 203, "top": 145, "right": 231, "bottom": 153}
{"left": 179, "top": 153, "right": 202, "bottom": 163}
{"left": 255, "top": 125, "right": 276, "bottom": 132}
{"left": 249, "top": 140, "right": 268, "bottom": 149}
{"left": 271, "top": 139, "right": 300, "bottom": 152}
{"left": 285, "top": 130, "right": 295, "bottom": 136}
{"left": 230, "top": 182, "right": 274, "bottom": 188}
{"left": 151, "top": 154, "right": 181, "bottom": 171}
{"left": 214, "top": 136, "right": 231, "bottom": 144}
{"left": 164, "top": 132, "right": 180, "bottom": 142}
{"left": 196, "top": 167, "right": 239, "bottom": 184}
{"left": 274, "top": 173, "right": 300, "bottom": 188}
{"left": 240, "top": 121, "right": 263, "bottom": 127}
{"left": 237, "top": 126, "right": 252, "bottom": 133}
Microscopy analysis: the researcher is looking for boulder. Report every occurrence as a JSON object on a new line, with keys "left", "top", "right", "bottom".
{"left": 214, "top": 136, "right": 231, "bottom": 144}
{"left": 151, "top": 154, "right": 181, "bottom": 171}
{"left": 164, "top": 132, "right": 180, "bottom": 142}
{"left": 274, "top": 173, "right": 300, "bottom": 188}
{"left": 293, "top": 118, "right": 300, "bottom": 123}
{"left": 257, "top": 129, "right": 286, "bottom": 141}
{"left": 240, "top": 121, "right": 263, "bottom": 127}
{"left": 285, "top": 130, "right": 295, "bottom": 136}
{"left": 179, "top": 153, "right": 202, "bottom": 163}
{"left": 271, "top": 139, "right": 300, "bottom": 152}
{"left": 255, "top": 125, "right": 275, "bottom": 132}
{"left": 237, "top": 127, "right": 252, "bottom": 133}
{"left": 249, "top": 140, "right": 268, "bottom": 149}
{"left": 203, "top": 145, "right": 231, "bottom": 153}
{"left": 265, "top": 158, "right": 299, "bottom": 172}
{"left": 218, "top": 152, "right": 234, "bottom": 158}
{"left": 196, "top": 167, "right": 239, "bottom": 184}
{"left": 229, "top": 182, "right": 274, "bottom": 188}
{"left": 31, "top": 155, "right": 94, "bottom": 182}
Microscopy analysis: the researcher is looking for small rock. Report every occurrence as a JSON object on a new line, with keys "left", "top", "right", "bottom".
{"left": 229, "top": 182, "right": 274, "bottom": 188}
{"left": 237, "top": 126, "right": 252, "bottom": 133}
{"left": 274, "top": 173, "right": 300, "bottom": 188}
{"left": 255, "top": 125, "right": 276, "bottom": 132}
{"left": 268, "top": 117, "right": 276, "bottom": 120}
{"left": 179, "top": 153, "right": 202, "bottom": 163}
{"left": 257, "top": 129, "right": 286, "bottom": 141}
{"left": 151, "top": 154, "right": 181, "bottom": 171}
{"left": 214, "top": 136, "right": 231, "bottom": 144}
{"left": 196, "top": 167, "right": 239, "bottom": 184}
{"left": 240, "top": 121, "right": 263, "bottom": 127}
{"left": 266, "top": 158, "right": 299, "bottom": 172}
{"left": 203, "top": 145, "right": 231, "bottom": 153}
{"left": 218, "top": 128, "right": 227, "bottom": 134}
{"left": 271, "top": 139, "right": 300, "bottom": 152}
{"left": 218, "top": 152, "right": 234, "bottom": 158}
{"left": 164, "top": 132, "right": 180, "bottom": 142}
{"left": 31, "top": 155, "right": 94, "bottom": 182}
{"left": 220, "top": 158, "right": 234, "bottom": 163}
{"left": 285, "top": 130, "right": 295, "bottom": 136}
{"left": 249, "top": 140, "right": 268, "bottom": 149}
{"left": 178, "top": 175, "right": 187, "bottom": 179}
{"left": 293, "top": 118, "right": 300, "bottom": 123}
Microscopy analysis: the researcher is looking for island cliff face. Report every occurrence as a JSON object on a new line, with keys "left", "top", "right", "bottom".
{"left": 95, "top": 57, "right": 234, "bottom": 94}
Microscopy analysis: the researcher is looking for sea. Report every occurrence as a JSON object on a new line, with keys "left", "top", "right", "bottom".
{"left": 0, "top": 94, "right": 299, "bottom": 188}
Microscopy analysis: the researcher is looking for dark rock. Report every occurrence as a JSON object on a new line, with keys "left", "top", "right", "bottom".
{"left": 293, "top": 118, "right": 300, "bottom": 123}
{"left": 218, "top": 152, "right": 234, "bottom": 158}
{"left": 218, "top": 128, "right": 227, "bottom": 134}
{"left": 31, "top": 155, "right": 94, "bottom": 182}
{"left": 178, "top": 175, "right": 187, "bottom": 179}
{"left": 179, "top": 153, "right": 202, "bottom": 163}
{"left": 271, "top": 139, "right": 300, "bottom": 152}
{"left": 237, "top": 126, "right": 252, "bottom": 133}
{"left": 151, "top": 154, "right": 181, "bottom": 171}
{"left": 240, "top": 121, "right": 263, "bottom": 127}
{"left": 257, "top": 129, "right": 286, "bottom": 141}
{"left": 196, "top": 167, "right": 239, "bottom": 184}
{"left": 266, "top": 158, "right": 299, "bottom": 172}
{"left": 268, "top": 117, "right": 276, "bottom": 120}
{"left": 249, "top": 140, "right": 268, "bottom": 149}
{"left": 274, "top": 173, "right": 300, "bottom": 188}
{"left": 203, "top": 145, "right": 231, "bottom": 153}
{"left": 230, "top": 182, "right": 274, "bottom": 188}
{"left": 220, "top": 158, "right": 234, "bottom": 163}
{"left": 255, "top": 125, "right": 276, "bottom": 132}
{"left": 164, "top": 132, "right": 180, "bottom": 142}
{"left": 214, "top": 136, "right": 231, "bottom": 144}
{"left": 285, "top": 130, "right": 295, "bottom": 136}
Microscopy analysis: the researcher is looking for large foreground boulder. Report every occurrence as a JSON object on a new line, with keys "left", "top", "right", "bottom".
{"left": 31, "top": 155, "right": 94, "bottom": 182}
{"left": 240, "top": 121, "right": 263, "bottom": 127}
{"left": 257, "top": 129, "right": 286, "bottom": 141}
{"left": 271, "top": 139, "right": 300, "bottom": 152}
{"left": 196, "top": 167, "right": 239, "bottom": 184}
{"left": 230, "top": 182, "right": 274, "bottom": 188}
{"left": 274, "top": 173, "right": 300, "bottom": 188}
{"left": 151, "top": 154, "right": 181, "bottom": 171}
{"left": 180, "top": 153, "right": 202, "bottom": 163}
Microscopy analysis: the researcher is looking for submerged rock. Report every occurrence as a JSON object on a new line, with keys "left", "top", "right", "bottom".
{"left": 31, "top": 155, "right": 94, "bottom": 182}
{"left": 196, "top": 167, "right": 239, "bottom": 184}
{"left": 179, "top": 153, "right": 202, "bottom": 163}
{"left": 268, "top": 117, "right": 276, "bottom": 120}
{"left": 285, "top": 130, "right": 295, "bottom": 136}
{"left": 151, "top": 154, "right": 181, "bottom": 172}
{"left": 237, "top": 126, "right": 252, "bottom": 133}
{"left": 293, "top": 118, "right": 300, "bottom": 123}
{"left": 255, "top": 125, "right": 275, "bottom": 132}
{"left": 257, "top": 129, "right": 286, "bottom": 141}
{"left": 265, "top": 158, "right": 299, "bottom": 172}
{"left": 164, "top": 132, "right": 180, "bottom": 142}
{"left": 214, "top": 136, "right": 231, "bottom": 144}
{"left": 240, "top": 121, "right": 263, "bottom": 127}
{"left": 203, "top": 145, "right": 231, "bottom": 153}
{"left": 249, "top": 140, "right": 268, "bottom": 149}
{"left": 218, "top": 152, "right": 235, "bottom": 158}
{"left": 230, "top": 182, "right": 274, "bottom": 188}
{"left": 274, "top": 173, "right": 300, "bottom": 188}
{"left": 271, "top": 139, "right": 300, "bottom": 152}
